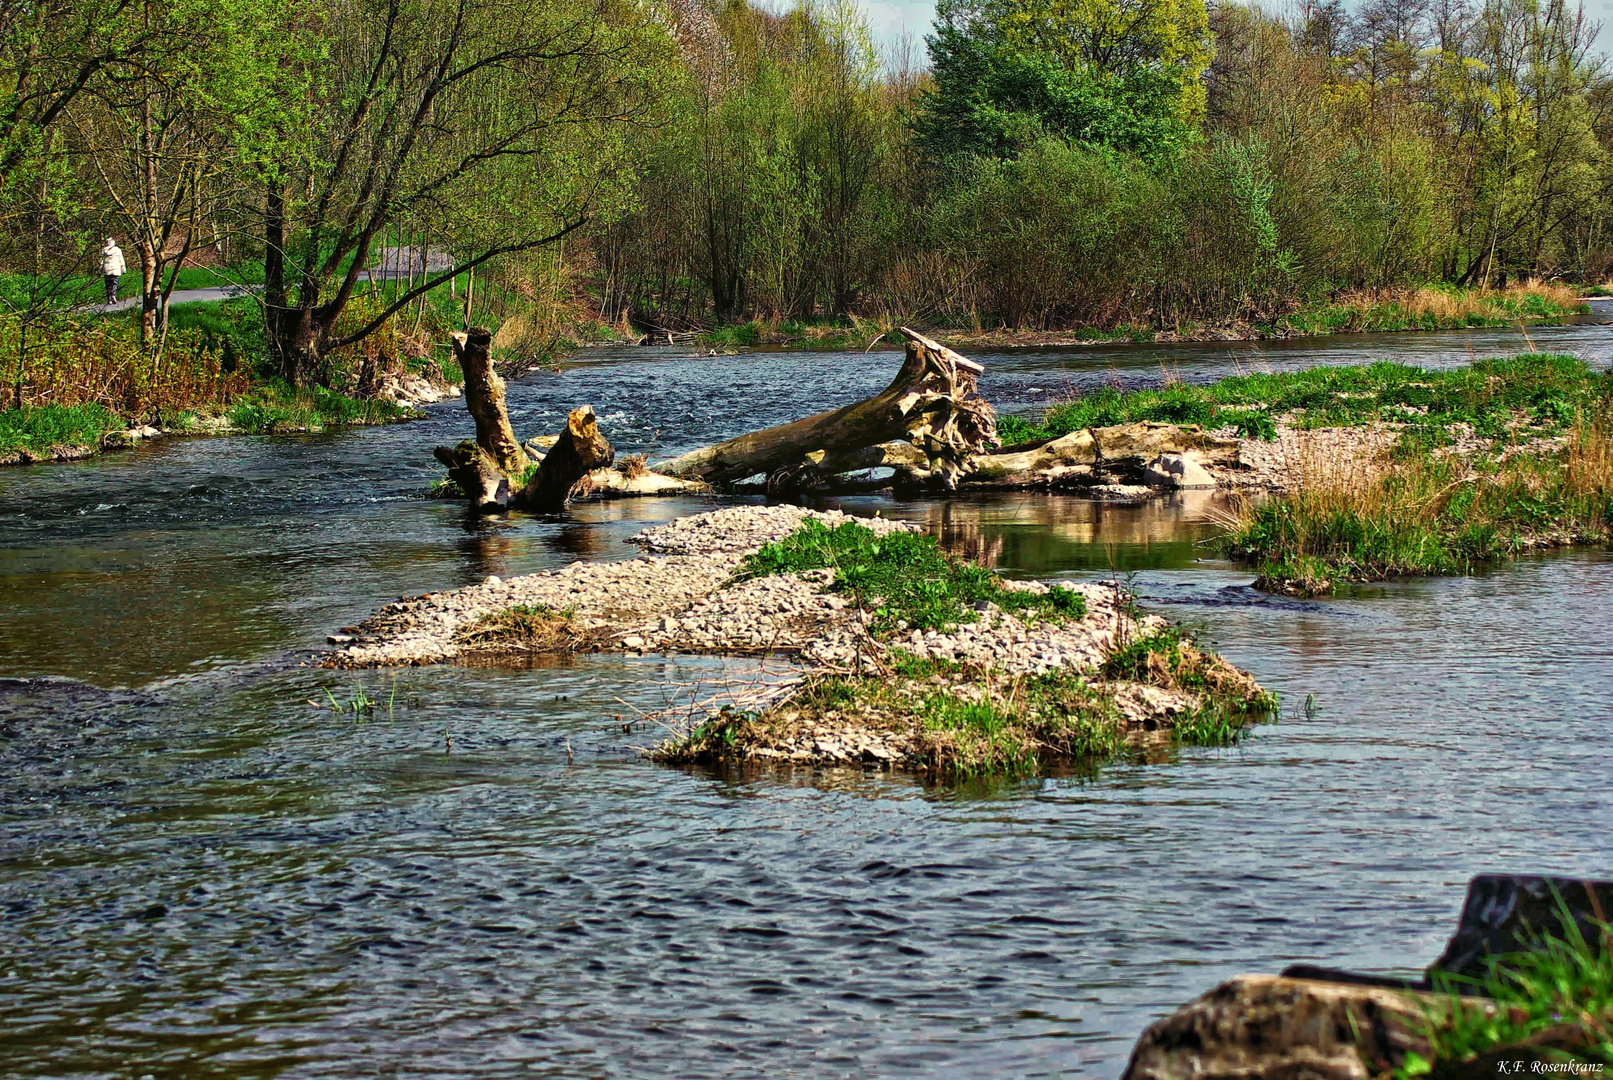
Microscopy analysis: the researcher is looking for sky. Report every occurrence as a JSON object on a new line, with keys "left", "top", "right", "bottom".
{"left": 857, "top": 0, "right": 1613, "bottom": 59}
{"left": 863, "top": 0, "right": 937, "bottom": 49}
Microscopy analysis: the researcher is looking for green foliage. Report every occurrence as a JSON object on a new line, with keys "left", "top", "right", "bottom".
{"left": 1406, "top": 907, "right": 1613, "bottom": 1074}
{"left": 738, "top": 518, "right": 1087, "bottom": 632}
{"left": 0, "top": 402, "right": 123, "bottom": 453}
{"left": 1001, "top": 354, "right": 1607, "bottom": 444}
{"left": 914, "top": 0, "right": 1211, "bottom": 164}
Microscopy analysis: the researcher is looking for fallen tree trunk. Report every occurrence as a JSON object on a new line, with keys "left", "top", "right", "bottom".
{"left": 654, "top": 327, "right": 998, "bottom": 489}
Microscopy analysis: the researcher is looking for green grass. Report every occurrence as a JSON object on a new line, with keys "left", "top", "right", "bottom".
{"left": 737, "top": 518, "right": 1087, "bottom": 632}
{"left": 1224, "top": 401, "right": 1613, "bottom": 594}
{"left": 996, "top": 354, "right": 1607, "bottom": 446}
{"left": 0, "top": 402, "right": 124, "bottom": 454}
{"left": 1403, "top": 908, "right": 1612, "bottom": 1076}
{"left": 224, "top": 381, "right": 415, "bottom": 433}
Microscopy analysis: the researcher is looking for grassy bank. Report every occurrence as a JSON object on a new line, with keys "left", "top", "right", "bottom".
{"left": 653, "top": 520, "right": 1275, "bottom": 778}
{"left": 1406, "top": 911, "right": 1612, "bottom": 1075}
{"left": 688, "top": 284, "right": 1586, "bottom": 353}
{"left": 996, "top": 353, "right": 1609, "bottom": 445}
{"left": 0, "top": 294, "right": 439, "bottom": 464}
{"left": 0, "top": 381, "right": 417, "bottom": 460}
{"left": 1224, "top": 405, "right": 1613, "bottom": 595}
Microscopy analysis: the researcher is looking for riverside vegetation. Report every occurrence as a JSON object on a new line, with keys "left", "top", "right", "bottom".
{"left": 0, "top": 295, "right": 456, "bottom": 461}
{"left": 999, "top": 352, "right": 1613, "bottom": 594}
{"left": 1406, "top": 913, "right": 1613, "bottom": 1075}
{"left": 5, "top": 0, "right": 1613, "bottom": 407}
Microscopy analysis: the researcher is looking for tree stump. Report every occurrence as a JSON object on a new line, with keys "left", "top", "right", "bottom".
{"left": 513, "top": 406, "right": 615, "bottom": 512}
{"left": 454, "top": 328, "right": 528, "bottom": 474}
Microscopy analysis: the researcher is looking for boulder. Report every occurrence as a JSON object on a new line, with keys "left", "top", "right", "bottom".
{"left": 1121, "top": 975, "right": 1435, "bottom": 1080}
{"left": 1428, "top": 875, "right": 1613, "bottom": 982}
{"left": 1144, "top": 452, "right": 1218, "bottom": 489}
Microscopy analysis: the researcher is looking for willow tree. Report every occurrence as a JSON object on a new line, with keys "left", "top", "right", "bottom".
{"left": 263, "top": 0, "right": 673, "bottom": 384}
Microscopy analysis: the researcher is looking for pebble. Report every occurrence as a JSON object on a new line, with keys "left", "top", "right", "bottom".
{"left": 323, "top": 504, "right": 1162, "bottom": 687}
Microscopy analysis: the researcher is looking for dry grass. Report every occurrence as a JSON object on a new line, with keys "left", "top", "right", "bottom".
{"left": 1565, "top": 410, "right": 1613, "bottom": 498}
{"left": 1298, "top": 281, "right": 1583, "bottom": 336}
{"left": 453, "top": 605, "right": 613, "bottom": 655}
{"left": 1223, "top": 401, "right": 1613, "bottom": 594}
{"left": 619, "top": 453, "right": 648, "bottom": 479}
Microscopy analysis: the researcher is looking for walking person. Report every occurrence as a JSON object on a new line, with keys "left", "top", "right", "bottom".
{"left": 100, "top": 238, "right": 126, "bottom": 304}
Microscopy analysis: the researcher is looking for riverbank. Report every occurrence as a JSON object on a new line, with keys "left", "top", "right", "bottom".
{"left": 0, "top": 378, "right": 447, "bottom": 467}
{"left": 325, "top": 504, "right": 1274, "bottom": 777}
{"left": 683, "top": 283, "right": 1589, "bottom": 352}
{"left": 976, "top": 352, "right": 1613, "bottom": 594}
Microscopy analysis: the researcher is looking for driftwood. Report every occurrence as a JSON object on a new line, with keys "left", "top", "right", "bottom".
{"left": 655, "top": 327, "right": 998, "bottom": 489}
{"left": 515, "top": 406, "right": 614, "bottom": 512}
{"left": 433, "top": 323, "right": 1248, "bottom": 510}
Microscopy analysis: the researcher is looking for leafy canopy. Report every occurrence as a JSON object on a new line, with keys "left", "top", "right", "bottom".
{"left": 914, "top": 0, "right": 1213, "bottom": 163}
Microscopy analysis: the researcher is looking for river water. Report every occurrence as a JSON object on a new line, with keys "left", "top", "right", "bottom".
{"left": 2, "top": 320, "right": 1611, "bottom": 1077}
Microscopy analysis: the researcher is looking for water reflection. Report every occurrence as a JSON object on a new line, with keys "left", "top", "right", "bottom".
{"left": 822, "top": 490, "right": 1234, "bottom": 573}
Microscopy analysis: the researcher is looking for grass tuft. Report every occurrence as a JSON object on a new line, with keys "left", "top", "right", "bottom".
{"left": 1404, "top": 907, "right": 1613, "bottom": 1076}
{"left": 737, "top": 519, "right": 1086, "bottom": 632}
{"left": 454, "top": 604, "right": 612, "bottom": 655}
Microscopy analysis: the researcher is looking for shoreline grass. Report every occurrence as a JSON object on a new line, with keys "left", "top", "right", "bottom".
{"left": 684, "top": 283, "right": 1585, "bottom": 354}
{"left": 1222, "top": 402, "right": 1613, "bottom": 595}
{"left": 1403, "top": 909, "right": 1612, "bottom": 1076}
{"left": 996, "top": 353, "right": 1607, "bottom": 446}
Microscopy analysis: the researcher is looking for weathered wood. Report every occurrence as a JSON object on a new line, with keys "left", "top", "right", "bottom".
{"left": 453, "top": 327, "right": 528, "bottom": 474}
{"left": 654, "top": 327, "right": 998, "bottom": 489}
{"left": 433, "top": 441, "right": 511, "bottom": 512}
{"left": 514, "top": 406, "right": 615, "bottom": 511}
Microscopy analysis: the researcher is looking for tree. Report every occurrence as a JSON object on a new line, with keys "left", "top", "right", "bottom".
{"left": 0, "top": 0, "right": 153, "bottom": 187}
{"left": 69, "top": 0, "right": 296, "bottom": 345}
{"left": 913, "top": 0, "right": 1213, "bottom": 163}
{"left": 261, "top": 0, "right": 672, "bottom": 385}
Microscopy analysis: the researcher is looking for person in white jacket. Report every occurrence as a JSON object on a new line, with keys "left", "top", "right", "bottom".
{"left": 100, "top": 238, "right": 126, "bottom": 303}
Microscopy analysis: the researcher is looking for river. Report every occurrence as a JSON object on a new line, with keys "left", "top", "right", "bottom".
{"left": 1, "top": 319, "right": 1610, "bottom": 1077}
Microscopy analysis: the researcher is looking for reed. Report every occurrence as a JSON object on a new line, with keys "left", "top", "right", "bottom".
{"left": 1222, "top": 403, "right": 1613, "bottom": 594}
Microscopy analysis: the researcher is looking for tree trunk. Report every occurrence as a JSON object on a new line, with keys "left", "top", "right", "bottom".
{"left": 654, "top": 327, "right": 998, "bottom": 488}
{"left": 453, "top": 328, "right": 528, "bottom": 473}
{"left": 514, "top": 405, "right": 615, "bottom": 511}
{"left": 433, "top": 441, "right": 511, "bottom": 512}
